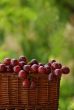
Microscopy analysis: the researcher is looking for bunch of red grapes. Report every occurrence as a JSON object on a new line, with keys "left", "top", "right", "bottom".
{"left": 0, "top": 56, "right": 70, "bottom": 89}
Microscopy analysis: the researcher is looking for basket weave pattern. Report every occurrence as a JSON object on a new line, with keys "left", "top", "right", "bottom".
{"left": 0, "top": 73, "right": 60, "bottom": 110}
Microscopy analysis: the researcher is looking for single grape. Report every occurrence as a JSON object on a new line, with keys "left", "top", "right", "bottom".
{"left": 62, "top": 66, "right": 70, "bottom": 74}
{"left": 23, "top": 79, "right": 30, "bottom": 88}
{"left": 38, "top": 66, "right": 46, "bottom": 74}
{"left": 23, "top": 65, "right": 31, "bottom": 73}
{"left": 31, "top": 64, "right": 38, "bottom": 73}
{"left": 3, "top": 58, "right": 11, "bottom": 65}
{"left": 29, "top": 59, "right": 38, "bottom": 65}
{"left": 19, "top": 55, "right": 28, "bottom": 63}
{"left": 13, "top": 65, "right": 21, "bottom": 73}
{"left": 54, "top": 69, "right": 62, "bottom": 76}
{"left": 44, "top": 64, "right": 51, "bottom": 74}
{"left": 11, "top": 59, "right": 19, "bottom": 66}
{"left": 0, "top": 64, "right": 6, "bottom": 72}
{"left": 19, "top": 61, "right": 26, "bottom": 67}
{"left": 18, "top": 70, "right": 27, "bottom": 79}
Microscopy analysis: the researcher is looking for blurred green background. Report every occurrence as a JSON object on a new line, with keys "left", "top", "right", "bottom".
{"left": 0, "top": 0, "right": 74, "bottom": 109}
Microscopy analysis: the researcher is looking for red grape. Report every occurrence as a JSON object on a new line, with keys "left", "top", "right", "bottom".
{"left": 62, "top": 66, "right": 70, "bottom": 74}
{"left": 44, "top": 64, "right": 51, "bottom": 74}
{"left": 54, "top": 69, "right": 62, "bottom": 76}
{"left": 3, "top": 58, "right": 11, "bottom": 65}
{"left": 29, "top": 59, "right": 38, "bottom": 65}
{"left": 23, "top": 65, "right": 31, "bottom": 73}
{"left": 23, "top": 79, "right": 30, "bottom": 88}
{"left": 38, "top": 66, "right": 46, "bottom": 74}
{"left": 11, "top": 59, "right": 19, "bottom": 66}
{"left": 19, "top": 56, "right": 28, "bottom": 63}
{"left": 31, "top": 64, "right": 38, "bottom": 73}
{"left": 13, "top": 65, "right": 21, "bottom": 73}
{"left": 18, "top": 70, "right": 27, "bottom": 79}
{"left": 19, "top": 61, "right": 26, "bottom": 67}
{"left": 0, "top": 64, "right": 6, "bottom": 72}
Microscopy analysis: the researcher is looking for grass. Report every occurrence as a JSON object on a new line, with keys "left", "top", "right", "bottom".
{"left": 59, "top": 77, "right": 74, "bottom": 110}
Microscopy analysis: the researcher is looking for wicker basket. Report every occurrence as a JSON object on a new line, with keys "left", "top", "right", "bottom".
{"left": 0, "top": 73, "right": 61, "bottom": 110}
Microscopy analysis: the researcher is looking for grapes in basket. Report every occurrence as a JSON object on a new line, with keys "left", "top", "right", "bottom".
{"left": 0, "top": 56, "right": 70, "bottom": 89}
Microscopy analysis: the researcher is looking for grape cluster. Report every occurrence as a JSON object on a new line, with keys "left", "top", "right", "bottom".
{"left": 0, "top": 56, "right": 70, "bottom": 89}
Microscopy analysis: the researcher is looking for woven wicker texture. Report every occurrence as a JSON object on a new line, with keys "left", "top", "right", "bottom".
{"left": 0, "top": 73, "right": 61, "bottom": 110}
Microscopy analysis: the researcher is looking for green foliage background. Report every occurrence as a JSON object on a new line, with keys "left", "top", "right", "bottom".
{"left": 0, "top": 0, "right": 74, "bottom": 109}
